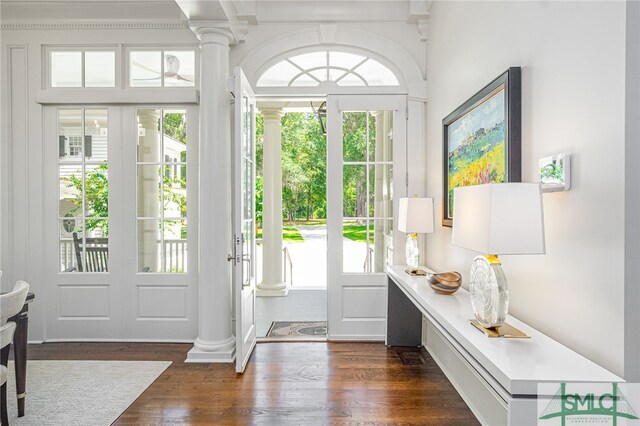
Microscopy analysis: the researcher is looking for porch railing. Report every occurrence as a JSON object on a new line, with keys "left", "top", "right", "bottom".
{"left": 283, "top": 246, "right": 293, "bottom": 287}
{"left": 59, "top": 238, "right": 187, "bottom": 272}
{"left": 363, "top": 246, "right": 374, "bottom": 273}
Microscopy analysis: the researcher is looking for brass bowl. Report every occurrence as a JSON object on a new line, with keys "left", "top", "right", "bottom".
{"left": 426, "top": 271, "right": 462, "bottom": 295}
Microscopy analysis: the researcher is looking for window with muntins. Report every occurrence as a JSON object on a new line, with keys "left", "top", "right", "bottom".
{"left": 129, "top": 50, "right": 195, "bottom": 87}
{"left": 342, "top": 110, "right": 394, "bottom": 273}
{"left": 58, "top": 109, "right": 109, "bottom": 272}
{"left": 50, "top": 50, "right": 116, "bottom": 88}
{"left": 257, "top": 51, "right": 399, "bottom": 88}
{"left": 136, "top": 109, "right": 188, "bottom": 273}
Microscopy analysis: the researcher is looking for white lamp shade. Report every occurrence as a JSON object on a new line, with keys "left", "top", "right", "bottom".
{"left": 398, "top": 198, "right": 434, "bottom": 234}
{"left": 451, "top": 183, "right": 545, "bottom": 255}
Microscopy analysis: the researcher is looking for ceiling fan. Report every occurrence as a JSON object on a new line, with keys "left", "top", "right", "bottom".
{"left": 132, "top": 54, "right": 194, "bottom": 83}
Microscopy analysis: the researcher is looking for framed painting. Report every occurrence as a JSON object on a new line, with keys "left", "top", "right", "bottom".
{"left": 442, "top": 67, "right": 521, "bottom": 227}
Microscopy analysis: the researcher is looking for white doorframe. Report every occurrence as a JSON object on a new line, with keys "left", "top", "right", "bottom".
{"left": 326, "top": 94, "right": 407, "bottom": 341}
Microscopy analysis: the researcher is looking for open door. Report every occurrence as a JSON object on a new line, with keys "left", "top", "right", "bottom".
{"left": 231, "top": 67, "right": 257, "bottom": 373}
{"left": 326, "top": 95, "right": 407, "bottom": 340}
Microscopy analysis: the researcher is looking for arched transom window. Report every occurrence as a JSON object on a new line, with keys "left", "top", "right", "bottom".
{"left": 257, "top": 51, "right": 399, "bottom": 88}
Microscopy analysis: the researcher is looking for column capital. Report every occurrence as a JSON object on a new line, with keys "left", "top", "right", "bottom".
{"left": 189, "top": 20, "right": 249, "bottom": 45}
{"left": 189, "top": 21, "right": 235, "bottom": 46}
{"left": 137, "top": 109, "right": 160, "bottom": 128}
{"left": 260, "top": 108, "right": 284, "bottom": 121}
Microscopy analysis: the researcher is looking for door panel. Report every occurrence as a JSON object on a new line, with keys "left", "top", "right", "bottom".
{"left": 232, "top": 67, "right": 257, "bottom": 373}
{"left": 122, "top": 106, "right": 198, "bottom": 341}
{"left": 327, "top": 95, "right": 407, "bottom": 340}
{"left": 44, "top": 105, "right": 122, "bottom": 339}
{"left": 44, "top": 105, "right": 198, "bottom": 341}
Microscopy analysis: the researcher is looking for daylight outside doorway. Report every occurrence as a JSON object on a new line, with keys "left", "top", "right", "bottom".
{"left": 254, "top": 104, "right": 381, "bottom": 289}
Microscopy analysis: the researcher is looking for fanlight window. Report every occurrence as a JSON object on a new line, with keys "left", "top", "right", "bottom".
{"left": 257, "top": 51, "right": 399, "bottom": 87}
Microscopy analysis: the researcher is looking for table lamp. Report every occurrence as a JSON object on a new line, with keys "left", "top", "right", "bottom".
{"left": 451, "top": 183, "right": 545, "bottom": 337}
{"left": 398, "top": 197, "right": 434, "bottom": 275}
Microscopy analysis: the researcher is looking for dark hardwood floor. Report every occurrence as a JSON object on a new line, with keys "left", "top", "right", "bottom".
{"left": 27, "top": 342, "right": 479, "bottom": 425}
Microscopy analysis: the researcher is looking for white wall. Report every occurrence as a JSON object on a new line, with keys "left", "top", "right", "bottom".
{"left": 424, "top": 1, "right": 627, "bottom": 375}
{"left": 624, "top": 0, "right": 640, "bottom": 382}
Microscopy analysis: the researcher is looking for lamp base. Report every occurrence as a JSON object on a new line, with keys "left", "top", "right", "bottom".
{"left": 469, "top": 255, "right": 509, "bottom": 328}
{"left": 469, "top": 319, "right": 529, "bottom": 338}
{"left": 405, "top": 234, "right": 419, "bottom": 269}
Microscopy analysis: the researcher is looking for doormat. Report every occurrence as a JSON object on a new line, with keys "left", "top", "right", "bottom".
{"left": 265, "top": 321, "right": 327, "bottom": 341}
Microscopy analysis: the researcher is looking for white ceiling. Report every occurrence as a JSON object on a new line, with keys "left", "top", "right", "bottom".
{"left": 0, "top": 0, "right": 188, "bottom": 24}
{"left": 0, "top": 0, "right": 430, "bottom": 26}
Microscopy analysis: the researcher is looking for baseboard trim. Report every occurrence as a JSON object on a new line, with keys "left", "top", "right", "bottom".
{"left": 43, "top": 338, "right": 196, "bottom": 343}
{"left": 328, "top": 334, "right": 385, "bottom": 341}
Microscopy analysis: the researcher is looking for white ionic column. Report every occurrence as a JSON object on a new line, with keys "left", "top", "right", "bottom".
{"left": 257, "top": 109, "right": 288, "bottom": 296}
{"left": 186, "top": 26, "right": 236, "bottom": 363}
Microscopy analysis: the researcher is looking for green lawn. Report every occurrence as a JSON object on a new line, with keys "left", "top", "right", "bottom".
{"left": 283, "top": 226, "right": 304, "bottom": 242}
{"left": 342, "top": 223, "right": 373, "bottom": 244}
{"left": 257, "top": 220, "right": 372, "bottom": 243}
{"left": 285, "top": 219, "right": 327, "bottom": 227}
{"left": 256, "top": 226, "right": 304, "bottom": 242}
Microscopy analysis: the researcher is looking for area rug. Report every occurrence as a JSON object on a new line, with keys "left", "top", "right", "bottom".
{"left": 5, "top": 360, "right": 171, "bottom": 425}
{"left": 265, "top": 321, "right": 327, "bottom": 341}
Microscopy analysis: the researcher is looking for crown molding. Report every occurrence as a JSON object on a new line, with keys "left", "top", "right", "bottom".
{"left": 0, "top": 22, "right": 189, "bottom": 31}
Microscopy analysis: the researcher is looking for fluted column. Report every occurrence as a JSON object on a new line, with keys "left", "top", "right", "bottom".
{"left": 186, "top": 26, "right": 236, "bottom": 363}
{"left": 257, "top": 109, "right": 288, "bottom": 296}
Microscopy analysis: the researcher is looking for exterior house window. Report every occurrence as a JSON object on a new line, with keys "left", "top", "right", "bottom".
{"left": 68, "top": 136, "right": 83, "bottom": 157}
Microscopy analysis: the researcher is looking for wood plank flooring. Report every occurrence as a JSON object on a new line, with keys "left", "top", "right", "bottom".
{"left": 26, "top": 342, "right": 479, "bottom": 425}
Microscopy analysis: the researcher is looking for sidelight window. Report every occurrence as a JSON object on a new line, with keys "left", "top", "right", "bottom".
{"left": 342, "top": 110, "right": 394, "bottom": 273}
{"left": 136, "top": 109, "right": 188, "bottom": 273}
{"left": 58, "top": 109, "right": 109, "bottom": 272}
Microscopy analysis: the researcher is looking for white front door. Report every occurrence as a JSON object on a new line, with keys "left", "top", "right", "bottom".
{"left": 327, "top": 95, "right": 407, "bottom": 340}
{"left": 231, "top": 67, "right": 258, "bottom": 373}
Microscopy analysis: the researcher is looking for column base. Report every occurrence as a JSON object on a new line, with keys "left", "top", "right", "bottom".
{"left": 185, "top": 336, "right": 236, "bottom": 363}
{"left": 257, "top": 282, "right": 289, "bottom": 297}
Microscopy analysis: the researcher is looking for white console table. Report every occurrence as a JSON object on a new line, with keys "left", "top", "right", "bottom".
{"left": 386, "top": 265, "right": 623, "bottom": 425}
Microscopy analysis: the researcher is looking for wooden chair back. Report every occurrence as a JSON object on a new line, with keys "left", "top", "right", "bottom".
{"left": 72, "top": 232, "right": 108, "bottom": 272}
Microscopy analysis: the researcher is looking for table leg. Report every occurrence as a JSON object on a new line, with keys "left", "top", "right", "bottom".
{"left": 1, "top": 343, "right": 9, "bottom": 425}
{"left": 386, "top": 276, "right": 423, "bottom": 346}
{"left": 12, "top": 309, "right": 28, "bottom": 417}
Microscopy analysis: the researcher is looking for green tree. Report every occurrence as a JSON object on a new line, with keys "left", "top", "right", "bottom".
{"left": 66, "top": 164, "right": 109, "bottom": 234}
{"left": 280, "top": 112, "right": 326, "bottom": 221}
{"left": 256, "top": 113, "right": 264, "bottom": 228}
{"left": 163, "top": 112, "right": 187, "bottom": 143}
